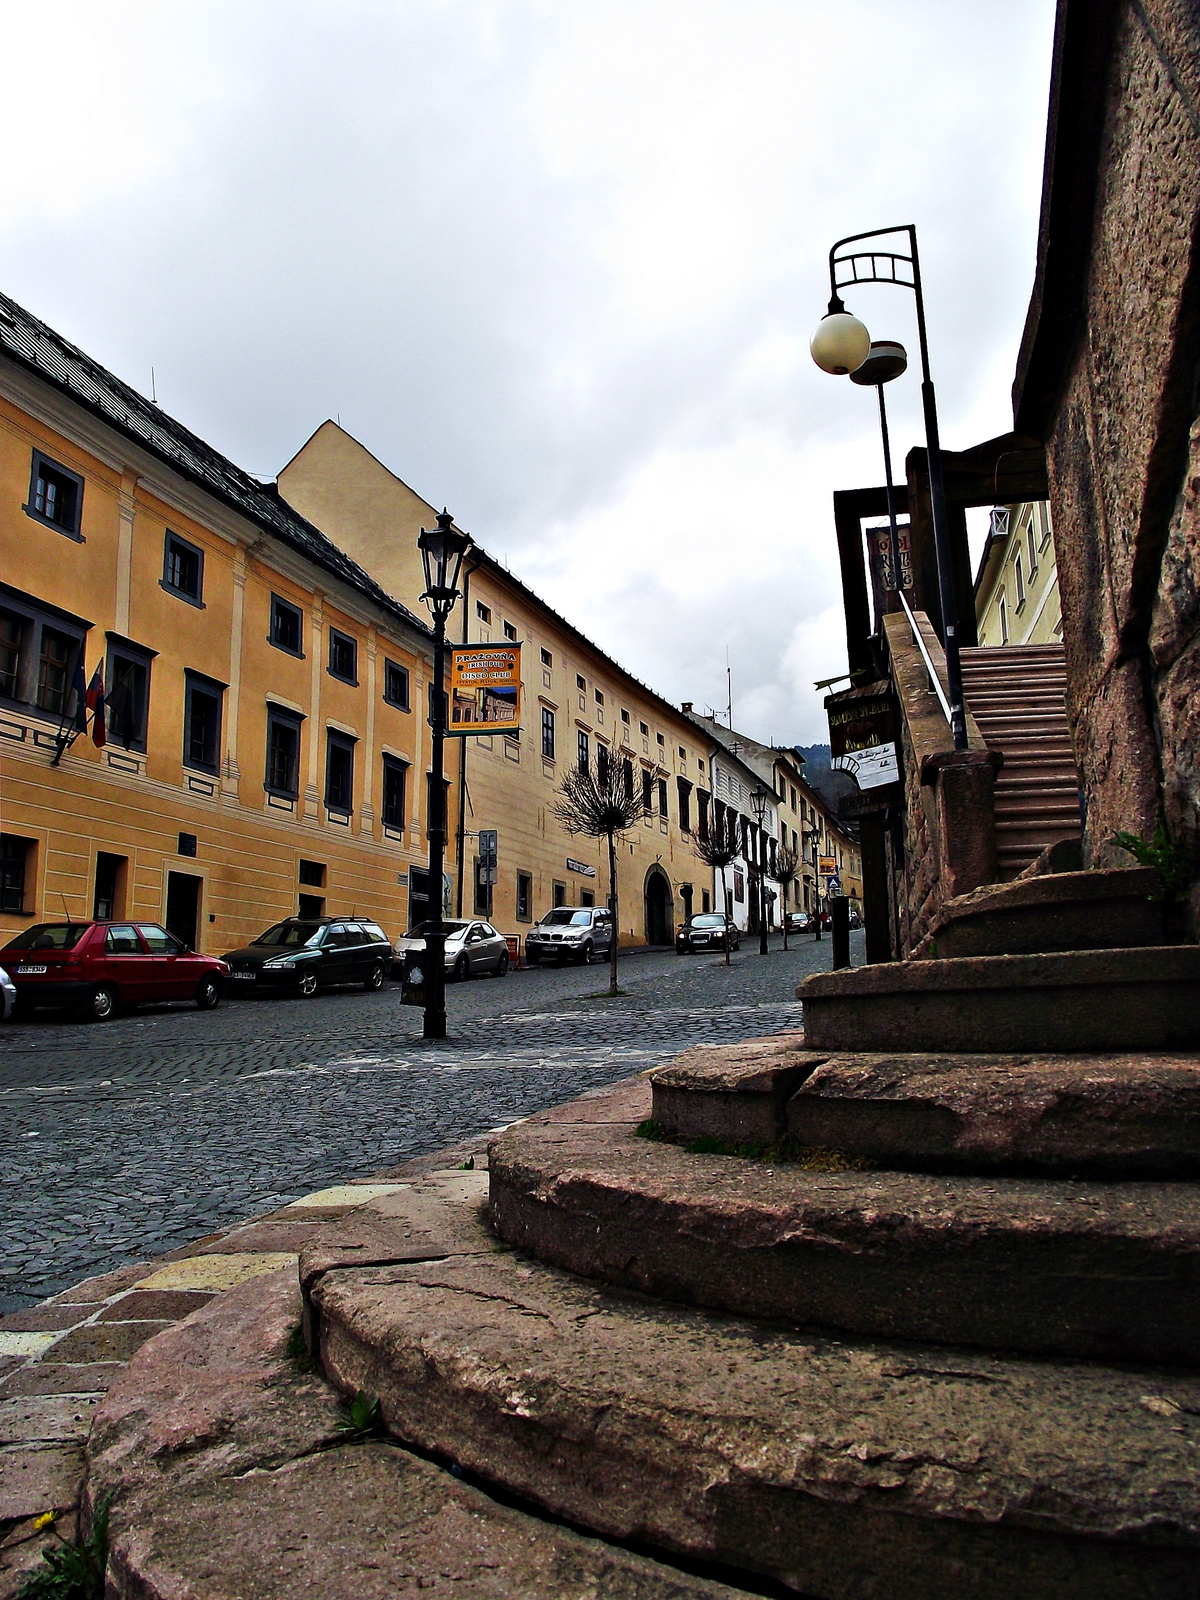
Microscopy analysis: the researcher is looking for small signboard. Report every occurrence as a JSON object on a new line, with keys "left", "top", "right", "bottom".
{"left": 449, "top": 645, "right": 521, "bottom": 736}
{"left": 566, "top": 857, "right": 596, "bottom": 878}
{"left": 400, "top": 954, "right": 426, "bottom": 1007}
{"left": 818, "top": 855, "right": 838, "bottom": 876}
{"left": 825, "top": 680, "right": 899, "bottom": 794}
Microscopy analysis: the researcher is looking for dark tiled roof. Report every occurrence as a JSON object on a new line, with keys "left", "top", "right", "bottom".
{"left": 0, "top": 290, "right": 431, "bottom": 640}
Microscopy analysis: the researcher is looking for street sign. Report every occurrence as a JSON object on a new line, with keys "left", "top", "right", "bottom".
{"left": 449, "top": 645, "right": 521, "bottom": 736}
{"left": 479, "top": 829, "right": 498, "bottom": 885}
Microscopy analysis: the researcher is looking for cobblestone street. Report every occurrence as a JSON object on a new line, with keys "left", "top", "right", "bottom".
{"left": 0, "top": 936, "right": 859, "bottom": 1311}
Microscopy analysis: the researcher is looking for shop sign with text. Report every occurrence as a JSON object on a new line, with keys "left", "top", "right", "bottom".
{"left": 449, "top": 645, "right": 521, "bottom": 736}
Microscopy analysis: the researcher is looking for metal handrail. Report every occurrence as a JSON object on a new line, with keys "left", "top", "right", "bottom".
{"left": 897, "top": 590, "right": 954, "bottom": 727}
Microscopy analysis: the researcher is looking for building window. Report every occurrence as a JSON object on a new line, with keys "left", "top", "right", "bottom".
{"left": 658, "top": 778, "right": 668, "bottom": 818}
{"left": 26, "top": 452, "right": 83, "bottom": 538}
{"left": 697, "top": 791, "right": 710, "bottom": 841}
{"left": 298, "top": 892, "right": 324, "bottom": 919}
{"left": 576, "top": 673, "right": 586, "bottom": 691}
{"left": 597, "top": 743, "right": 609, "bottom": 785}
{"left": 106, "top": 639, "right": 154, "bottom": 752}
{"left": 642, "top": 770, "right": 653, "bottom": 810}
{"left": 679, "top": 746, "right": 686, "bottom": 760}
{"left": 299, "top": 859, "right": 326, "bottom": 887}
{"left": 381, "top": 754, "right": 408, "bottom": 829}
{"left": 94, "top": 851, "right": 125, "bottom": 920}
{"left": 623, "top": 757, "right": 634, "bottom": 800}
{"left": 183, "top": 672, "right": 223, "bottom": 775}
{"left": 553, "top": 881, "right": 566, "bottom": 908}
{"left": 383, "top": 660, "right": 410, "bottom": 710}
{"left": 328, "top": 629, "right": 358, "bottom": 685}
{"left": 476, "top": 601, "right": 492, "bottom": 624}
{"left": 999, "top": 592, "right": 1009, "bottom": 645}
{"left": 162, "top": 533, "right": 204, "bottom": 604}
{"left": 541, "top": 706, "right": 555, "bottom": 759}
{"left": 640, "top": 721, "right": 649, "bottom": 736}
{"left": 265, "top": 705, "right": 302, "bottom": 797}
{"left": 657, "top": 732, "right": 665, "bottom": 748}
{"left": 541, "top": 648, "right": 553, "bottom": 667}
{"left": 516, "top": 872, "right": 532, "bottom": 922}
{"left": 1015, "top": 552, "right": 1026, "bottom": 610}
{"left": 503, "top": 621, "right": 517, "bottom": 641}
{"left": 577, "top": 729, "right": 589, "bottom": 770}
{"left": 677, "top": 778, "right": 691, "bottom": 833}
{"left": 1026, "top": 512, "right": 1039, "bottom": 577}
{"left": 0, "top": 834, "right": 32, "bottom": 914}
{"left": 325, "top": 730, "right": 355, "bottom": 813}
{"left": 0, "top": 611, "right": 22, "bottom": 700}
{"left": 702, "top": 889, "right": 711, "bottom": 914}
{"left": 271, "top": 595, "right": 303, "bottom": 656}
{"left": 620, "top": 708, "right": 630, "bottom": 725}
{"left": 37, "top": 627, "right": 74, "bottom": 717}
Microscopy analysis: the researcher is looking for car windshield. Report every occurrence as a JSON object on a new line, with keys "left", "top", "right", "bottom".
{"left": 253, "top": 923, "right": 325, "bottom": 948}
{"left": 406, "top": 921, "right": 469, "bottom": 937}
{"left": 689, "top": 915, "right": 726, "bottom": 928}
{"left": 4, "top": 923, "right": 90, "bottom": 951}
{"left": 541, "top": 910, "right": 591, "bottom": 926}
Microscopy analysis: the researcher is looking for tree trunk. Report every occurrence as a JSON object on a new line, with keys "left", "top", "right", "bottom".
{"left": 720, "top": 868, "right": 730, "bottom": 965}
{"left": 608, "top": 830, "right": 620, "bottom": 996}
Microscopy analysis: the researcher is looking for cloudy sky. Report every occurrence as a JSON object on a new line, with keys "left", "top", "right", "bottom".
{"left": 2, "top": 1, "right": 1055, "bottom": 743}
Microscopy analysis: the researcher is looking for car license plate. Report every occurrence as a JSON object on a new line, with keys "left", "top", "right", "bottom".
{"left": 16, "top": 965, "right": 47, "bottom": 974}
{"left": 234, "top": 971, "right": 257, "bottom": 981}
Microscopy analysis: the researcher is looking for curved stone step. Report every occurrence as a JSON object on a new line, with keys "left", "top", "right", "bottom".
{"left": 313, "top": 1228, "right": 1200, "bottom": 1600}
{"left": 87, "top": 1266, "right": 750, "bottom": 1600}
{"left": 914, "top": 866, "right": 1164, "bottom": 958}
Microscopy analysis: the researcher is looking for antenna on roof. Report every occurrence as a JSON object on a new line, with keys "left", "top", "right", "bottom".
{"left": 151, "top": 367, "right": 157, "bottom": 405}
{"left": 726, "top": 650, "right": 732, "bottom": 730}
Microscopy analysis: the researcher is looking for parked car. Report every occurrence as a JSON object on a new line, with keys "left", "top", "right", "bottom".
{"left": 223, "top": 917, "right": 391, "bottom": 996}
{"left": 524, "top": 907, "right": 614, "bottom": 965}
{"left": 676, "top": 913, "right": 740, "bottom": 953}
{"left": 392, "top": 920, "right": 509, "bottom": 980}
{"left": 784, "top": 910, "right": 811, "bottom": 934}
{"left": 0, "top": 965, "right": 16, "bottom": 1021}
{"left": 2, "top": 922, "right": 228, "bottom": 1021}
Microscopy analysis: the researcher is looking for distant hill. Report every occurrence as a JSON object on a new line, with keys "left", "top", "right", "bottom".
{"left": 793, "top": 743, "right": 857, "bottom": 816}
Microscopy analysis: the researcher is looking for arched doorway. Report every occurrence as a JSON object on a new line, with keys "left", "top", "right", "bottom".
{"left": 644, "top": 867, "right": 673, "bottom": 946}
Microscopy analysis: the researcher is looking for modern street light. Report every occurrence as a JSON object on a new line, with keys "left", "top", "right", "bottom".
{"left": 851, "top": 339, "right": 908, "bottom": 610}
{"left": 811, "top": 225, "right": 968, "bottom": 750}
{"left": 418, "top": 509, "right": 472, "bottom": 1040}
{"left": 749, "top": 785, "right": 771, "bottom": 955}
{"left": 803, "top": 824, "right": 822, "bottom": 941}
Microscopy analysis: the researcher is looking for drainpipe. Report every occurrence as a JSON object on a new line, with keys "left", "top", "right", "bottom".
{"left": 454, "top": 557, "right": 481, "bottom": 918}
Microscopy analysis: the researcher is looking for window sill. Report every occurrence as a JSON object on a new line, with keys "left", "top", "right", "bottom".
{"left": 327, "top": 808, "right": 351, "bottom": 826}
{"left": 23, "top": 505, "right": 83, "bottom": 542}
{"left": 267, "top": 638, "right": 305, "bottom": 659}
{"left": 160, "top": 580, "right": 205, "bottom": 610}
{"left": 183, "top": 760, "right": 220, "bottom": 779}
{"left": 383, "top": 699, "right": 411, "bottom": 713}
{"left": 264, "top": 785, "right": 300, "bottom": 801}
{"left": 327, "top": 671, "right": 359, "bottom": 688}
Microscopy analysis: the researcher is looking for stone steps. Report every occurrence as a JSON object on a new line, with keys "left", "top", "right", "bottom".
{"left": 914, "top": 865, "right": 1164, "bottom": 958}
{"left": 798, "top": 945, "right": 1200, "bottom": 1053}
{"left": 487, "top": 1077, "right": 1200, "bottom": 1364}
{"left": 306, "top": 1136, "right": 1200, "bottom": 1600}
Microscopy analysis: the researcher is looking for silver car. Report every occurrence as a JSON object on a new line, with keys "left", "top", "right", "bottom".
{"left": 0, "top": 965, "right": 16, "bottom": 1021}
{"left": 525, "top": 907, "right": 614, "bottom": 965}
{"left": 392, "top": 920, "right": 510, "bottom": 981}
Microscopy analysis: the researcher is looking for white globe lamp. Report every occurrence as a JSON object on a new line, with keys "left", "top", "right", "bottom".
{"left": 810, "top": 309, "right": 871, "bottom": 376}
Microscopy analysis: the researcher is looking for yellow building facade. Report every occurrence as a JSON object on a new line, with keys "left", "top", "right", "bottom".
{"left": 0, "top": 294, "right": 441, "bottom": 952}
{"left": 975, "top": 501, "right": 1062, "bottom": 646}
{"left": 278, "top": 423, "right": 721, "bottom": 945}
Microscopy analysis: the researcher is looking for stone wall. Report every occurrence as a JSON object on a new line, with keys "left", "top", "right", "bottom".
{"left": 1044, "top": 0, "right": 1200, "bottom": 926}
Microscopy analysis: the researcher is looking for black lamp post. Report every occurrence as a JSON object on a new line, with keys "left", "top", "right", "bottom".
{"left": 750, "top": 785, "right": 771, "bottom": 955}
{"left": 810, "top": 225, "right": 968, "bottom": 750}
{"left": 850, "top": 339, "right": 908, "bottom": 608}
{"left": 803, "top": 824, "right": 822, "bottom": 940}
{"left": 418, "top": 509, "right": 471, "bottom": 1040}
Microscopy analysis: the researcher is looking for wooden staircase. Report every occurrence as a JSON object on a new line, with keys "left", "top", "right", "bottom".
{"left": 959, "top": 642, "right": 1082, "bottom": 879}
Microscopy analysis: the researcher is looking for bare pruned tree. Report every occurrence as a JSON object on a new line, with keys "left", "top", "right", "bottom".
{"left": 767, "top": 843, "right": 800, "bottom": 949}
{"left": 551, "top": 755, "right": 649, "bottom": 996}
{"left": 692, "top": 812, "right": 740, "bottom": 965}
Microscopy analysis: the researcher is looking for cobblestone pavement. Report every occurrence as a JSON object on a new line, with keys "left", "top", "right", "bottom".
{"left": 0, "top": 934, "right": 861, "bottom": 1312}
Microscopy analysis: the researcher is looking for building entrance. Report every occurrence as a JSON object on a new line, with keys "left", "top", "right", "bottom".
{"left": 644, "top": 868, "right": 672, "bottom": 945}
{"left": 165, "top": 871, "right": 201, "bottom": 950}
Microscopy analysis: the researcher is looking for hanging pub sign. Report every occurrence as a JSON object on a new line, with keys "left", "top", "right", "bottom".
{"left": 825, "top": 680, "right": 901, "bottom": 795}
{"left": 866, "top": 521, "right": 914, "bottom": 595}
{"left": 449, "top": 644, "right": 521, "bottom": 736}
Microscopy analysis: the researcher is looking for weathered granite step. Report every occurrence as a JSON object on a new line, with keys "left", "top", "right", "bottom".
{"left": 312, "top": 1220, "right": 1200, "bottom": 1600}
{"left": 652, "top": 1041, "right": 1200, "bottom": 1176}
{"left": 487, "top": 1079, "right": 1200, "bottom": 1363}
{"left": 799, "top": 945, "right": 1200, "bottom": 1053}
{"left": 87, "top": 1266, "right": 751, "bottom": 1599}
{"left": 914, "top": 866, "right": 1164, "bottom": 958}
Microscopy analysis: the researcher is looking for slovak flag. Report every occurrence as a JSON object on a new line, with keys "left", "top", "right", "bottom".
{"left": 85, "top": 663, "right": 106, "bottom": 748}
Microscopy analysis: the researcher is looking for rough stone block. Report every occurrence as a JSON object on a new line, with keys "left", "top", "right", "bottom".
{"left": 786, "top": 1052, "right": 1200, "bottom": 1174}
{"left": 798, "top": 945, "right": 1200, "bottom": 1053}
{"left": 0, "top": 1365, "right": 126, "bottom": 1399}
{"left": 46, "top": 1322, "right": 172, "bottom": 1366}
{"left": 96, "top": 1291, "right": 215, "bottom": 1323}
{"left": 915, "top": 867, "right": 1165, "bottom": 958}
{"left": 650, "top": 1036, "right": 821, "bottom": 1143}
{"left": 0, "top": 1443, "right": 83, "bottom": 1521}
{"left": 0, "top": 1395, "right": 100, "bottom": 1445}
{"left": 87, "top": 1268, "right": 748, "bottom": 1600}
{"left": 315, "top": 1248, "right": 1200, "bottom": 1600}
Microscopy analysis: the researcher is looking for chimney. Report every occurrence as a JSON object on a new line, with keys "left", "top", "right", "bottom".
{"left": 681, "top": 701, "right": 693, "bottom": 712}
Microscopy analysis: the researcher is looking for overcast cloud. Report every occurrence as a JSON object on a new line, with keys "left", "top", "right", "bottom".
{"left": 1, "top": 1, "right": 1055, "bottom": 743}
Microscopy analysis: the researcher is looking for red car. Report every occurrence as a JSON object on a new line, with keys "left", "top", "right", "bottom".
{"left": 2, "top": 921, "right": 229, "bottom": 1022}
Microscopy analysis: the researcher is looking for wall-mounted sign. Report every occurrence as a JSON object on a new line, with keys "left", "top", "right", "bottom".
{"left": 825, "top": 680, "right": 899, "bottom": 792}
{"left": 818, "top": 855, "right": 838, "bottom": 876}
{"left": 867, "top": 523, "right": 914, "bottom": 593}
{"left": 449, "top": 645, "right": 521, "bottom": 736}
{"left": 566, "top": 857, "right": 596, "bottom": 878}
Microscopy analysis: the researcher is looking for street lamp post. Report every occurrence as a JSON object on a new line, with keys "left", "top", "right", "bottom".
{"left": 750, "top": 786, "right": 771, "bottom": 956}
{"left": 804, "top": 825, "right": 822, "bottom": 941}
{"left": 418, "top": 510, "right": 471, "bottom": 1041}
{"left": 810, "top": 225, "right": 968, "bottom": 750}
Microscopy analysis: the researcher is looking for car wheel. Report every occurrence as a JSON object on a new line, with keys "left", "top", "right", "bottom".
{"left": 494, "top": 950, "right": 509, "bottom": 977}
{"left": 298, "top": 969, "right": 318, "bottom": 998}
{"left": 90, "top": 984, "right": 117, "bottom": 1023}
{"left": 364, "top": 962, "right": 385, "bottom": 991}
{"left": 453, "top": 954, "right": 469, "bottom": 982}
{"left": 577, "top": 941, "right": 593, "bottom": 966}
{"left": 195, "top": 975, "right": 221, "bottom": 1010}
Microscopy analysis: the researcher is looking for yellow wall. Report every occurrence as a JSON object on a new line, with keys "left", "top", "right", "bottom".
{"left": 279, "top": 423, "right": 718, "bottom": 944}
{"left": 0, "top": 387, "right": 442, "bottom": 953}
{"left": 976, "top": 501, "right": 1062, "bottom": 647}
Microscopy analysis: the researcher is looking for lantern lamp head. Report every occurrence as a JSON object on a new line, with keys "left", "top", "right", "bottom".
{"left": 750, "top": 785, "right": 772, "bottom": 826}
{"left": 849, "top": 339, "right": 908, "bottom": 387}
{"left": 810, "top": 297, "right": 872, "bottom": 376}
{"left": 418, "top": 510, "right": 471, "bottom": 609}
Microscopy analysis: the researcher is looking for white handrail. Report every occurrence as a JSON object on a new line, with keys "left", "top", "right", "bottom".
{"left": 897, "top": 590, "right": 954, "bottom": 726}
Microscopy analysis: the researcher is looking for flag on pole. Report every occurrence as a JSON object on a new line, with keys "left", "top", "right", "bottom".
{"left": 69, "top": 657, "right": 87, "bottom": 734}
{"left": 85, "top": 663, "right": 106, "bottom": 748}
